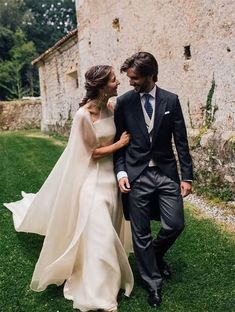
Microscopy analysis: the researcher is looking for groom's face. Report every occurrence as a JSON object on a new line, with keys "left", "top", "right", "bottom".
{"left": 126, "top": 67, "right": 153, "bottom": 93}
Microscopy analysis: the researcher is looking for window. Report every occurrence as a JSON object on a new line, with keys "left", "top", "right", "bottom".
{"left": 66, "top": 70, "right": 79, "bottom": 92}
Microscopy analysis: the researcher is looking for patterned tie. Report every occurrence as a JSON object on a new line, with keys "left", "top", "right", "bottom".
{"left": 143, "top": 93, "right": 153, "bottom": 119}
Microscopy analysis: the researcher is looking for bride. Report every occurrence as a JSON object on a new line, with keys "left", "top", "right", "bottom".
{"left": 4, "top": 65, "right": 134, "bottom": 312}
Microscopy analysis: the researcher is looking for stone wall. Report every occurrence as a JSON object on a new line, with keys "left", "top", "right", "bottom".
{"left": 37, "top": 34, "right": 80, "bottom": 132}
{"left": 189, "top": 129, "right": 235, "bottom": 200}
{"left": 76, "top": 0, "right": 235, "bottom": 132}
{"left": 0, "top": 99, "right": 41, "bottom": 131}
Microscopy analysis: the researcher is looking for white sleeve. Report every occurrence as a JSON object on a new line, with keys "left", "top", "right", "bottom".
{"left": 117, "top": 171, "right": 128, "bottom": 181}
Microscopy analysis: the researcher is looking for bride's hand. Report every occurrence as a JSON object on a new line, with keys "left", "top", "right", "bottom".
{"left": 119, "top": 131, "right": 130, "bottom": 147}
{"left": 92, "top": 131, "right": 130, "bottom": 158}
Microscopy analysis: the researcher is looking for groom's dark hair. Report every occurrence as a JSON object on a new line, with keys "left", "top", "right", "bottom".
{"left": 120, "top": 52, "right": 158, "bottom": 82}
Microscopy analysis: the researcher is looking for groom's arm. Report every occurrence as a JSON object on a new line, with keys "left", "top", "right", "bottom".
{"left": 172, "top": 96, "right": 193, "bottom": 180}
{"left": 113, "top": 98, "right": 131, "bottom": 193}
{"left": 113, "top": 98, "right": 128, "bottom": 175}
{"left": 172, "top": 96, "right": 193, "bottom": 197}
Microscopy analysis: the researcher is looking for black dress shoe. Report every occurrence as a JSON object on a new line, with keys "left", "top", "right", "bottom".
{"left": 157, "top": 259, "right": 171, "bottom": 278}
{"left": 148, "top": 290, "right": 162, "bottom": 307}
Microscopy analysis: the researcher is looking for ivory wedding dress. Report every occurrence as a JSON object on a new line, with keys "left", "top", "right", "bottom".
{"left": 4, "top": 107, "right": 134, "bottom": 311}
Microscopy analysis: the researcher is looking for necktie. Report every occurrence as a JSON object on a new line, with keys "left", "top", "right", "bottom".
{"left": 143, "top": 94, "right": 153, "bottom": 119}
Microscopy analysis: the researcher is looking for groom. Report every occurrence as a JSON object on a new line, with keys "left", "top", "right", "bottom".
{"left": 113, "top": 52, "right": 193, "bottom": 307}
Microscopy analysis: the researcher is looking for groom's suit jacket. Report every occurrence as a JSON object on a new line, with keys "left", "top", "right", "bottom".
{"left": 113, "top": 86, "right": 193, "bottom": 220}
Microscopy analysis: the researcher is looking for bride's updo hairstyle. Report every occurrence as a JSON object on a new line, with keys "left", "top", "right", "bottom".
{"left": 80, "top": 65, "right": 112, "bottom": 106}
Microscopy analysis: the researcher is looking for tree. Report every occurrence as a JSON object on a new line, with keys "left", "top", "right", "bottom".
{"left": 0, "top": 27, "right": 15, "bottom": 61}
{"left": 23, "top": 0, "right": 76, "bottom": 53}
{"left": 0, "top": 0, "right": 76, "bottom": 54}
{"left": 0, "top": 0, "right": 27, "bottom": 32}
{"left": 0, "top": 0, "right": 76, "bottom": 99}
{"left": 0, "top": 28, "right": 37, "bottom": 99}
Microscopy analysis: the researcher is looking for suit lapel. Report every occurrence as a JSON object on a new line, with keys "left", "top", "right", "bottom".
{"left": 152, "top": 87, "right": 167, "bottom": 143}
{"left": 131, "top": 92, "right": 150, "bottom": 142}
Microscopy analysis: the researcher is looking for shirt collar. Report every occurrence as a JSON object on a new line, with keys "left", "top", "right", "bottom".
{"left": 140, "top": 84, "right": 157, "bottom": 99}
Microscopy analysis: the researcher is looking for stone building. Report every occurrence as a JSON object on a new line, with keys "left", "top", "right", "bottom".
{"left": 33, "top": 0, "right": 235, "bottom": 133}
{"left": 32, "top": 29, "right": 79, "bottom": 133}
{"left": 33, "top": 0, "right": 235, "bottom": 195}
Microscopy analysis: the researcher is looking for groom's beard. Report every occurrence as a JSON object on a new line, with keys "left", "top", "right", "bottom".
{"left": 133, "top": 86, "right": 141, "bottom": 92}
{"left": 133, "top": 86, "right": 149, "bottom": 93}
{"left": 132, "top": 79, "right": 150, "bottom": 93}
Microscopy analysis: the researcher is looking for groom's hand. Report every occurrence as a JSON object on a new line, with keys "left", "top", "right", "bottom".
{"left": 180, "top": 181, "right": 192, "bottom": 197}
{"left": 119, "top": 177, "right": 131, "bottom": 193}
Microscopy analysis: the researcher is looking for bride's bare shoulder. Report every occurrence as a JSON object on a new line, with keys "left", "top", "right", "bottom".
{"left": 74, "top": 106, "right": 92, "bottom": 122}
{"left": 76, "top": 105, "right": 90, "bottom": 114}
{"left": 81, "top": 103, "right": 101, "bottom": 123}
{"left": 82, "top": 104, "right": 97, "bottom": 115}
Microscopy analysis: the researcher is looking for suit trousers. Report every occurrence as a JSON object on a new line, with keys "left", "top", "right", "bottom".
{"left": 128, "top": 166, "right": 184, "bottom": 292}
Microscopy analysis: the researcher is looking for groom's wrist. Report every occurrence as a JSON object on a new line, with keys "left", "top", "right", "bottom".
{"left": 117, "top": 171, "right": 128, "bottom": 181}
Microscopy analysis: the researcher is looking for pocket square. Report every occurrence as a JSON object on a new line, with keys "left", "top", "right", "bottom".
{"left": 164, "top": 111, "right": 170, "bottom": 115}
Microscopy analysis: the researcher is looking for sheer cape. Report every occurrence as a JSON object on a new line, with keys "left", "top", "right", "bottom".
{"left": 4, "top": 108, "right": 133, "bottom": 292}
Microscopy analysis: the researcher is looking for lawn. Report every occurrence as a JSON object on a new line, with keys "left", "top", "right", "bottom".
{"left": 0, "top": 130, "right": 234, "bottom": 312}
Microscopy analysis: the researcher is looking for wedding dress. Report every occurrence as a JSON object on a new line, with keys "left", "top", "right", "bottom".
{"left": 4, "top": 107, "right": 134, "bottom": 311}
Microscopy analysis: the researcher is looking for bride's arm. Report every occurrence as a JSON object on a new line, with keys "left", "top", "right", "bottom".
{"left": 92, "top": 131, "right": 130, "bottom": 159}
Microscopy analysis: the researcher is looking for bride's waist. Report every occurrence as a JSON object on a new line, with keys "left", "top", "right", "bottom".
{"left": 94, "top": 156, "right": 114, "bottom": 169}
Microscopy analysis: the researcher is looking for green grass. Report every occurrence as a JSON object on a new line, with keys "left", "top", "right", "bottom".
{"left": 0, "top": 130, "right": 234, "bottom": 312}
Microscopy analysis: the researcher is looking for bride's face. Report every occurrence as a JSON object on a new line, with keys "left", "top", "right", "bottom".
{"left": 103, "top": 69, "right": 120, "bottom": 98}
